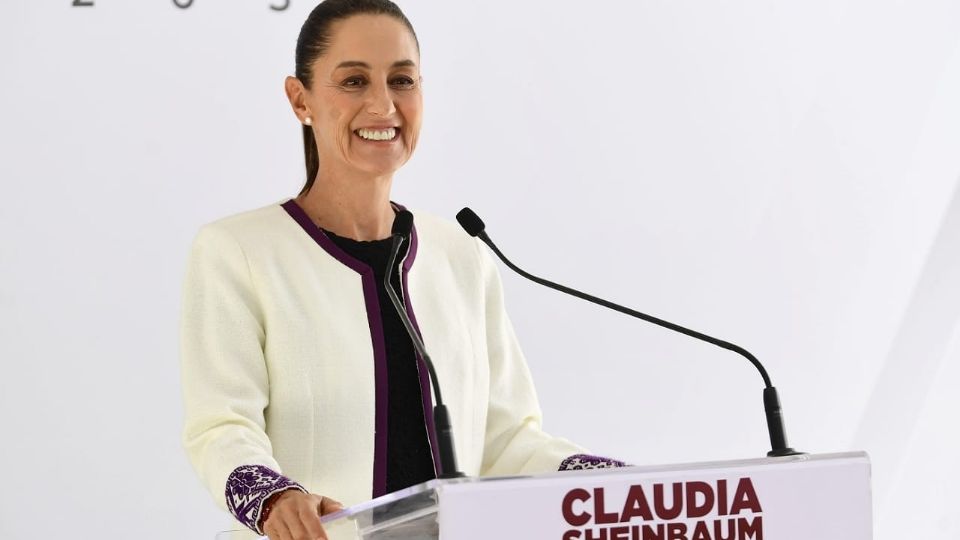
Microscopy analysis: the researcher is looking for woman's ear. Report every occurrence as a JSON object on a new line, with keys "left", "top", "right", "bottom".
{"left": 284, "top": 76, "right": 312, "bottom": 125}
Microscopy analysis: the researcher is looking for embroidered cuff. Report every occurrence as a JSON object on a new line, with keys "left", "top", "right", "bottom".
{"left": 225, "top": 464, "right": 307, "bottom": 535}
{"left": 559, "top": 454, "right": 627, "bottom": 471}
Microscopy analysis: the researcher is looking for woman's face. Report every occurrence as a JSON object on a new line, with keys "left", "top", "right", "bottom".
{"left": 297, "top": 14, "right": 422, "bottom": 178}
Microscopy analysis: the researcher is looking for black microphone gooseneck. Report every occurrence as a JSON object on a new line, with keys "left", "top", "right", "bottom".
{"left": 455, "top": 207, "right": 801, "bottom": 458}
{"left": 385, "top": 210, "right": 466, "bottom": 478}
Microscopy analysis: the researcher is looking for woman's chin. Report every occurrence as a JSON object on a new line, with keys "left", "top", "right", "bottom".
{"left": 349, "top": 155, "right": 409, "bottom": 177}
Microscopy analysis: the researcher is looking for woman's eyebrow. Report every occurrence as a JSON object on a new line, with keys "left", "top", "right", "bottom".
{"left": 335, "top": 59, "right": 417, "bottom": 69}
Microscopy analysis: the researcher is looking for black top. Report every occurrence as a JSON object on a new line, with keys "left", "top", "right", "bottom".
{"left": 323, "top": 229, "right": 437, "bottom": 494}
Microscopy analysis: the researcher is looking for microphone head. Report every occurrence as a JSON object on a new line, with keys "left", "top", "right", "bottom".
{"left": 392, "top": 210, "right": 414, "bottom": 237}
{"left": 456, "top": 207, "right": 486, "bottom": 237}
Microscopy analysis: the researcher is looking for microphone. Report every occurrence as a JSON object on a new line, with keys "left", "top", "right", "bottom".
{"left": 456, "top": 207, "right": 801, "bottom": 458}
{"left": 385, "top": 210, "right": 466, "bottom": 478}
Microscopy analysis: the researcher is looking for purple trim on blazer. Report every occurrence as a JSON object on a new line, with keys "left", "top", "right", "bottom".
{"left": 281, "top": 199, "right": 390, "bottom": 498}
{"left": 225, "top": 464, "right": 307, "bottom": 534}
{"left": 398, "top": 224, "right": 443, "bottom": 475}
{"left": 558, "top": 454, "right": 628, "bottom": 471}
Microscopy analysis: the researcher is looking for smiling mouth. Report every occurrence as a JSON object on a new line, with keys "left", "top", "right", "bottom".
{"left": 354, "top": 127, "right": 400, "bottom": 141}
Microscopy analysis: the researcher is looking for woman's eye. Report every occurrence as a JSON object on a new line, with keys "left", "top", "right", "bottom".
{"left": 341, "top": 76, "right": 367, "bottom": 88}
{"left": 390, "top": 76, "right": 416, "bottom": 89}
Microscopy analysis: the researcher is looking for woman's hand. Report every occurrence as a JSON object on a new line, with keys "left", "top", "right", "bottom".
{"left": 261, "top": 489, "right": 344, "bottom": 540}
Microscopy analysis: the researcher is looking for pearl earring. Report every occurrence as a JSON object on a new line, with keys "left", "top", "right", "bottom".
{"left": 304, "top": 117, "right": 313, "bottom": 126}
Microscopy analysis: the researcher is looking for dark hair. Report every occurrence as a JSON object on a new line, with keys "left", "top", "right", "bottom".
{"left": 295, "top": 0, "right": 419, "bottom": 195}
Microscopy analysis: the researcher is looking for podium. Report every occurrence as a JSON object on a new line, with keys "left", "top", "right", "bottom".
{"left": 221, "top": 452, "right": 871, "bottom": 539}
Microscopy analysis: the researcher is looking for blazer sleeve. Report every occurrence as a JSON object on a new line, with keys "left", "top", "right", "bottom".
{"left": 179, "top": 224, "right": 304, "bottom": 532}
{"left": 475, "top": 245, "right": 590, "bottom": 475}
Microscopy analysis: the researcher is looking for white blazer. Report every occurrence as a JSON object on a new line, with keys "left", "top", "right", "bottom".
{"left": 180, "top": 200, "right": 598, "bottom": 534}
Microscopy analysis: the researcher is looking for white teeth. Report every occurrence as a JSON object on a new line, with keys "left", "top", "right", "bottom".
{"left": 357, "top": 127, "right": 397, "bottom": 141}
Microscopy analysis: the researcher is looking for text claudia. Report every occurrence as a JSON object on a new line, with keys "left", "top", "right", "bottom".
{"left": 561, "top": 478, "right": 763, "bottom": 540}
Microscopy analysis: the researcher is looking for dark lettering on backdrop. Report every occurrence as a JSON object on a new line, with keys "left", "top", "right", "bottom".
{"left": 70, "top": 0, "right": 291, "bottom": 11}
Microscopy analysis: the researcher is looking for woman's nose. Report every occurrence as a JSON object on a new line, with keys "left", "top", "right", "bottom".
{"left": 366, "top": 83, "right": 397, "bottom": 117}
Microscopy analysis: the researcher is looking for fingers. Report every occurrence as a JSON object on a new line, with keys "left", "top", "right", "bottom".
{"left": 263, "top": 491, "right": 340, "bottom": 540}
{"left": 263, "top": 516, "right": 293, "bottom": 540}
{"left": 284, "top": 510, "right": 316, "bottom": 540}
{"left": 268, "top": 515, "right": 321, "bottom": 540}
{"left": 319, "top": 496, "right": 344, "bottom": 516}
{"left": 297, "top": 505, "right": 328, "bottom": 540}
{"left": 267, "top": 492, "right": 330, "bottom": 540}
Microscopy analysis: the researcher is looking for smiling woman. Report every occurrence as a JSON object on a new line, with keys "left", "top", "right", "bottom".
{"left": 179, "top": 1, "right": 623, "bottom": 540}
{"left": 286, "top": 8, "right": 422, "bottom": 203}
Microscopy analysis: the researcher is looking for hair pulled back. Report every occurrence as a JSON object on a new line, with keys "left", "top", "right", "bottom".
{"left": 295, "top": 0, "right": 419, "bottom": 195}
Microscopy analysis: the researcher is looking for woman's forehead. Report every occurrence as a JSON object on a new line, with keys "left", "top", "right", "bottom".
{"left": 321, "top": 14, "right": 419, "bottom": 69}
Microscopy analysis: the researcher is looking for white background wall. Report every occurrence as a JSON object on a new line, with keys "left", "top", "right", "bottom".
{"left": 1, "top": 1, "right": 958, "bottom": 538}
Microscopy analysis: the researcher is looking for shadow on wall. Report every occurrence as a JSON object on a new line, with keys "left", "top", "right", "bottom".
{"left": 853, "top": 177, "right": 960, "bottom": 537}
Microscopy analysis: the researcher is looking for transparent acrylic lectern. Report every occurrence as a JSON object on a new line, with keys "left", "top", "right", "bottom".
{"left": 215, "top": 477, "right": 471, "bottom": 540}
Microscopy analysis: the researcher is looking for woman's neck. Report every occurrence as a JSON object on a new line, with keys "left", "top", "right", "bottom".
{"left": 296, "top": 169, "right": 396, "bottom": 241}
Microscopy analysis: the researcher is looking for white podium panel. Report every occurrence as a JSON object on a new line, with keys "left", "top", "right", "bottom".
{"left": 438, "top": 452, "right": 871, "bottom": 540}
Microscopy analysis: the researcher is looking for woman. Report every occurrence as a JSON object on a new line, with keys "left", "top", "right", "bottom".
{"left": 180, "top": 1, "right": 622, "bottom": 539}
